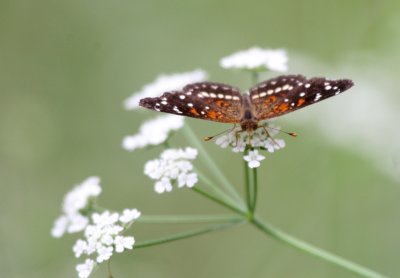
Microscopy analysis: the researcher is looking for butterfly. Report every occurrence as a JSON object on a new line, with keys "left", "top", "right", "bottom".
{"left": 139, "top": 74, "right": 354, "bottom": 133}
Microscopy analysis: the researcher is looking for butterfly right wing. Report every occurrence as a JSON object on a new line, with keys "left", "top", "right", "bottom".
{"left": 249, "top": 75, "right": 354, "bottom": 120}
{"left": 139, "top": 82, "right": 243, "bottom": 123}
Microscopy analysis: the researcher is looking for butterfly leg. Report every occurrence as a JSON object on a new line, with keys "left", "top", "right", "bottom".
{"left": 260, "top": 125, "right": 281, "bottom": 148}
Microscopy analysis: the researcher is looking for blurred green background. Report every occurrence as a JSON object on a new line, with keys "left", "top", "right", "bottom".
{"left": 1, "top": 0, "right": 399, "bottom": 277}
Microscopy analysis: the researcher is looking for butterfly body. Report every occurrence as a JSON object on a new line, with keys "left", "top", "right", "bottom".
{"left": 139, "top": 75, "right": 354, "bottom": 132}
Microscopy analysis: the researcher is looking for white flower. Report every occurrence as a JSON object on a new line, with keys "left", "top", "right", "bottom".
{"left": 154, "top": 177, "right": 173, "bottom": 193}
{"left": 220, "top": 47, "right": 288, "bottom": 72}
{"left": 51, "top": 177, "right": 102, "bottom": 238}
{"left": 122, "top": 115, "right": 184, "bottom": 151}
{"left": 53, "top": 179, "right": 141, "bottom": 277}
{"left": 92, "top": 211, "right": 119, "bottom": 227}
{"left": 178, "top": 173, "right": 198, "bottom": 188}
{"left": 264, "top": 138, "right": 285, "bottom": 153}
{"left": 67, "top": 214, "right": 89, "bottom": 234}
{"left": 76, "top": 259, "right": 95, "bottom": 278}
{"left": 119, "top": 209, "right": 141, "bottom": 223}
{"left": 144, "top": 147, "right": 199, "bottom": 193}
{"left": 63, "top": 176, "right": 101, "bottom": 216}
{"left": 114, "top": 236, "right": 135, "bottom": 253}
{"left": 96, "top": 245, "right": 113, "bottom": 263}
{"left": 214, "top": 123, "right": 286, "bottom": 168}
{"left": 124, "top": 69, "right": 207, "bottom": 110}
{"left": 51, "top": 216, "right": 68, "bottom": 238}
{"left": 73, "top": 239, "right": 88, "bottom": 258}
{"left": 244, "top": 150, "right": 265, "bottom": 168}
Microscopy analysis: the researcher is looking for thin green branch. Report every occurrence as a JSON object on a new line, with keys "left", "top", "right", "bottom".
{"left": 182, "top": 124, "right": 245, "bottom": 207}
{"left": 244, "top": 148, "right": 252, "bottom": 212}
{"left": 251, "top": 216, "right": 388, "bottom": 278}
{"left": 250, "top": 167, "right": 258, "bottom": 214}
{"left": 135, "top": 220, "right": 244, "bottom": 249}
{"left": 196, "top": 167, "right": 242, "bottom": 210}
{"left": 137, "top": 214, "right": 242, "bottom": 224}
{"left": 191, "top": 187, "right": 246, "bottom": 216}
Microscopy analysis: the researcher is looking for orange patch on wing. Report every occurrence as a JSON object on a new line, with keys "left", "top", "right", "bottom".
{"left": 263, "top": 95, "right": 277, "bottom": 105}
{"left": 190, "top": 108, "right": 200, "bottom": 116}
{"left": 277, "top": 103, "right": 289, "bottom": 112}
{"left": 207, "top": 110, "right": 218, "bottom": 119}
{"left": 216, "top": 100, "right": 229, "bottom": 108}
{"left": 297, "top": 98, "right": 305, "bottom": 106}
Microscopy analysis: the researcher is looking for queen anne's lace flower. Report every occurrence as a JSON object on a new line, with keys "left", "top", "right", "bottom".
{"left": 122, "top": 115, "right": 184, "bottom": 151}
{"left": 144, "top": 147, "right": 199, "bottom": 193}
{"left": 124, "top": 69, "right": 207, "bottom": 110}
{"left": 71, "top": 208, "right": 140, "bottom": 276}
{"left": 51, "top": 177, "right": 102, "bottom": 238}
{"left": 220, "top": 47, "right": 288, "bottom": 72}
{"left": 244, "top": 150, "right": 265, "bottom": 168}
{"left": 52, "top": 178, "right": 141, "bottom": 278}
{"left": 76, "top": 259, "right": 95, "bottom": 278}
{"left": 215, "top": 124, "right": 286, "bottom": 168}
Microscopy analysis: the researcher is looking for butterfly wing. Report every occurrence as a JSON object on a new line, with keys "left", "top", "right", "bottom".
{"left": 249, "top": 75, "right": 354, "bottom": 120}
{"left": 139, "top": 82, "right": 243, "bottom": 123}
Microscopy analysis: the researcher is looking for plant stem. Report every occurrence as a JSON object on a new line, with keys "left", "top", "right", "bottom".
{"left": 196, "top": 167, "right": 242, "bottom": 210}
{"left": 251, "top": 167, "right": 258, "bottom": 213}
{"left": 250, "top": 216, "right": 388, "bottom": 278}
{"left": 192, "top": 187, "right": 246, "bottom": 216}
{"left": 137, "top": 214, "right": 242, "bottom": 224}
{"left": 135, "top": 220, "right": 244, "bottom": 249}
{"left": 182, "top": 124, "right": 245, "bottom": 207}
{"left": 244, "top": 148, "right": 252, "bottom": 213}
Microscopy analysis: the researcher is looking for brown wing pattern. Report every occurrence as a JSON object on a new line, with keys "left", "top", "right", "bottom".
{"left": 249, "top": 75, "right": 354, "bottom": 120}
{"left": 139, "top": 82, "right": 243, "bottom": 123}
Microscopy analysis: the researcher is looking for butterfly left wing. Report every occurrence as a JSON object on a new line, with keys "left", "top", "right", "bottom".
{"left": 139, "top": 82, "right": 243, "bottom": 123}
{"left": 249, "top": 75, "right": 354, "bottom": 120}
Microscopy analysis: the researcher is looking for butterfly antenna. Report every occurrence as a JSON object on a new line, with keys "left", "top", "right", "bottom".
{"left": 204, "top": 125, "right": 237, "bottom": 141}
{"left": 267, "top": 126, "right": 298, "bottom": 137}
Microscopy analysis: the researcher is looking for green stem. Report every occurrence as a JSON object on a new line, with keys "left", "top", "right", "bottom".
{"left": 244, "top": 148, "right": 252, "bottom": 212}
{"left": 182, "top": 124, "right": 245, "bottom": 207}
{"left": 196, "top": 167, "right": 241, "bottom": 210}
{"left": 192, "top": 187, "right": 246, "bottom": 216}
{"left": 251, "top": 167, "right": 258, "bottom": 214}
{"left": 135, "top": 220, "right": 243, "bottom": 249}
{"left": 137, "top": 214, "right": 242, "bottom": 224}
{"left": 251, "top": 216, "right": 388, "bottom": 278}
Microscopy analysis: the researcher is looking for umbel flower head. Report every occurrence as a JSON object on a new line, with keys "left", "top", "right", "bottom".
{"left": 122, "top": 115, "right": 184, "bottom": 151}
{"left": 220, "top": 47, "right": 288, "bottom": 72}
{"left": 144, "top": 147, "right": 199, "bottom": 193}
{"left": 51, "top": 176, "right": 102, "bottom": 238}
{"left": 124, "top": 69, "right": 207, "bottom": 110}
{"left": 51, "top": 177, "right": 141, "bottom": 278}
{"left": 215, "top": 123, "right": 286, "bottom": 168}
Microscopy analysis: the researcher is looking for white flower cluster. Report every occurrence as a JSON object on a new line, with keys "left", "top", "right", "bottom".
{"left": 144, "top": 147, "right": 198, "bottom": 193}
{"left": 51, "top": 177, "right": 141, "bottom": 278}
{"left": 51, "top": 177, "right": 102, "bottom": 238}
{"left": 73, "top": 209, "right": 141, "bottom": 278}
{"left": 124, "top": 69, "right": 207, "bottom": 110}
{"left": 215, "top": 125, "right": 285, "bottom": 168}
{"left": 220, "top": 47, "right": 288, "bottom": 72}
{"left": 122, "top": 115, "right": 184, "bottom": 151}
